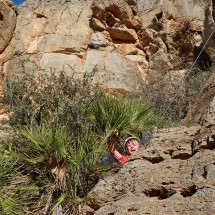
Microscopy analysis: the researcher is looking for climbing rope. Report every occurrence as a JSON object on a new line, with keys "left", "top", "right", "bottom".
{"left": 162, "top": 27, "right": 215, "bottom": 121}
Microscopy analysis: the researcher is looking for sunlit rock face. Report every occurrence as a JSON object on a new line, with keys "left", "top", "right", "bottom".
{"left": 0, "top": 0, "right": 16, "bottom": 53}
{"left": 0, "top": 0, "right": 209, "bottom": 92}
{"left": 89, "top": 115, "right": 215, "bottom": 214}
{"left": 0, "top": 1, "right": 215, "bottom": 214}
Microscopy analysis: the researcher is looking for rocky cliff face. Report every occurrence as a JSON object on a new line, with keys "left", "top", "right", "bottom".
{"left": 89, "top": 123, "right": 215, "bottom": 215}
{"left": 88, "top": 64, "right": 215, "bottom": 214}
{"left": 0, "top": 1, "right": 215, "bottom": 214}
{"left": 0, "top": 0, "right": 210, "bottom": 92}
{"left": 0, "top": 0, "right": 16, "bottom": 53}
{"left": 0, "top": 0, "right": 16, "bottom": 91}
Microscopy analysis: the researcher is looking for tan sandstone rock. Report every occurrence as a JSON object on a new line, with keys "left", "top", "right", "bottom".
{"left": 125, "top": 55, "right": 149, "bottom": 69}
{"left": 89, "top": 32, "right": 108, "bottom": 48}
{"left": 0, "top": 0, "right": 211, "bottom": 93}
{"left": 115, "top": 43, "right": 145, "bottom": 56}
{"left": 107, "top": 26, "right": 138, "bottom": 42}
{"left": 91, "top": 17, "right": 106, "bottom": 31}
{"left": 83, "top": 48, "right": 143, "bottom": 91}
{"left": 89, "top": 123, "right": 215, "bottom": 215}
{"left": 0, "top": 0, "right": 16, "bottom": 52}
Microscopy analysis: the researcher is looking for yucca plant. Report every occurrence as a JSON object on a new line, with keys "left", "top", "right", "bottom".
{"left": 68, "top": 129, "right": 106, "bottom": 202}
{"left": 8, "top": 121, "right": 107, "bottom": 214}
{"left": 91, "top": 95, "right": 152, "bottom": 139}
{"left": 9, "top": 124, "right": 69, "bottom": 214}
{"left": 0, "top": 148, "right": 40, "bottom": 215}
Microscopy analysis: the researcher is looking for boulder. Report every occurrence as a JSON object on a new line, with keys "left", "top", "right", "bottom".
{"left": 106, "top": 26, "right": 138, "bottom": 42}
{"left": 91, "top": 0, "right": 135, "bottom": 29}
{"left": 91, "top": 17, "right": 106, "bottom": 31}
{"left": 89, "top": 32, "right": 108, "bottom": 48}
{"left": 0, "top": 0, "right": 16, "bottom": 52}
{"left": 115, "top": 43, "right": 145, "bottom": 56}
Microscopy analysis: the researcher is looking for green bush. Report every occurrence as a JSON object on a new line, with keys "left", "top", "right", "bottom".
{"left": 1, "top": 71, "right": 107, "bottom": 214}
{"left": 1, "top": 70, "right": 167, "bottom": 214}
{"left": 0, "top": 146, "right": 39, "bottom": 215}
{"left": 91, "top": 95, "right": 151, "bottom": 136}
{"left": 8, "top": 123, "right": 106, "bottom": 214}
{"left": 139, "top": 66, "right": 214, "bottom": 122}
{"left": 91, "top": 94, "right": 168, "bottom": 138}
{"left": 2, "top": 71, "right": 101, "bottom": 131}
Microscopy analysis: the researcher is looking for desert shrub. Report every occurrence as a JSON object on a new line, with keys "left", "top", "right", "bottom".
{"left": 139, "top": 74, "right": 184, "bottom": 121}
{"left": 2, "top": 71, "right": 101, "bottom": 131}
{"left": 1, "top": 70, "right": 168, "bottom": 214}
{"left": 185, "top": 67, "right": 214, "bottom": 105}
{"left": 7, "top": 123, "right": 106, "bottom": 214}
{"left": 140, "top": 66, "right": 214, "bottom": 122}
{"left": 0, "top": 145, "right": 39, "bottom": 215}
{"left": 1, "top": 71, "right": 107, "bottom": 214}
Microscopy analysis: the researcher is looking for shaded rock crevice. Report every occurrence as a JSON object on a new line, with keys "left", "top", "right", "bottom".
{"left": 180, "top": 185, "right": 198, "bottom": 197}
{"left": 143, "top": 187, "right": 177, "bottom": 200}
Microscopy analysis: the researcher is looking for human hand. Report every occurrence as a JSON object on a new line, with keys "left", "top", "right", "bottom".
{"left": 112, "top": 130, "right": 119, "bottom": 138}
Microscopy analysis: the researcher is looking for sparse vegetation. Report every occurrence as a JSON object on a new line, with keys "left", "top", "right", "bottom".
{"left": 140, "top": 66, "right": 214, "bottom": 121}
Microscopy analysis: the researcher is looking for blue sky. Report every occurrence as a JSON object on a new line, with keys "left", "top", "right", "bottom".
{"left": 12, "top": 0, "right": 26, "bottom": 5}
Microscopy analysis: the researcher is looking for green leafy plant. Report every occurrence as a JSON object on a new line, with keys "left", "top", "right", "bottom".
{"left": 0, "top": 149, "right": 39, "bottom": 215}
{"left": 8, "top": 121, "right": 107, "bottom": 214}
{"left": 91, "top": 95, "right": 151, "bottom": 138}
{"left": 1, "top": 70, "right": 107, "bottom": 214}
{"left": 90, "top": 94, "right": 167, "bottom": 151}
{"left": 1, "top": 68, "right": 171, "bottom": 214}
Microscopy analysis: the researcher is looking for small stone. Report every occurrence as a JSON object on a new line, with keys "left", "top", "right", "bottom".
{"left": 89, "top": 32, "right": 107, "bottom": 48}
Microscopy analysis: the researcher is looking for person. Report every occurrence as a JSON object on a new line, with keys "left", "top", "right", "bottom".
{"left": 109, "top": 133, "right": 140, "bottom": 164}
{"left": 99, "top": 132, "right": 140, "bottom": 166}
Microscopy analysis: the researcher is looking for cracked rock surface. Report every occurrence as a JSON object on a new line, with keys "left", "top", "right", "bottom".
{"left": 89, "top": 124, "right": 215, "bottom": 215}
{"left": 0, "top": 0, "right": 16, "bottom": 53}
{"left": 0, "top": 0, "right": 211, "bottom": 92}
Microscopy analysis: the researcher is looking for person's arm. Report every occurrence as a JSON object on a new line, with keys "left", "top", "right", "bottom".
{"left": 109, "top": 132, "right": 123, "bottom": 160}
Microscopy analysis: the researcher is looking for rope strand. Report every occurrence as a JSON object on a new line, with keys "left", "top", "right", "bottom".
{"left": 162, "top": 27, "right": 215, "bottom": 120}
